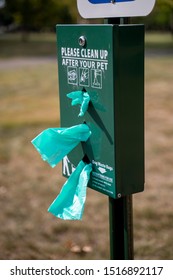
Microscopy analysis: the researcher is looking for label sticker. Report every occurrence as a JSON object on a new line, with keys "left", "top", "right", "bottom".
{"left": 91, "top": 160, "right": 114, "bottom": 196}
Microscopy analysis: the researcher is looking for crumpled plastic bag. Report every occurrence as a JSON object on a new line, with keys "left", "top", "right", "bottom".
{"left": 31, "top": 124, "right": 91, "bottom": 167}
{"left": 48, "top": 160, "right": 92, "bottom": 220}
{"left": 67, "top": 91, "right": 90, "bottom": 117}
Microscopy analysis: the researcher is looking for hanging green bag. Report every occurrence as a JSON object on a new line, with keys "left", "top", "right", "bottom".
{"left": 48, "top": 160, "right": 92, "bottom": 220}
{"left": 67, "top": 91, "right": 90, "bottom": 117}
{"left": 31, "top": 124, "right": 91, "bottom": 167}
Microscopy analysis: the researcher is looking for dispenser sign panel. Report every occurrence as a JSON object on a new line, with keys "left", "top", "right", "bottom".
{"left": 77, "top": 0, "right": 156, "bottom": 18}
{"left": 57, "top": 24, "right": 145, "bottom": 198}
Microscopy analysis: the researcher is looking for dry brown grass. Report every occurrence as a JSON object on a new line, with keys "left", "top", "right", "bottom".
{"left": 0, "top": 54, "right": 173, "bottom": 260}
{"left": 134, "top": 57, "right": 173, "bottom": 259}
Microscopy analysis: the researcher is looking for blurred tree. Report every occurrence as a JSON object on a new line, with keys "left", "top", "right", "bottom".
{"left": 159, "top": 0, "right": 173, "bottom": 34}
{"left": 0, "top": 0, "right": 76, "bottom": 34}
{"left": 0, "top": 0, "right": 173, "bottom": 34}
{"left": 0, "top": 0, "right": 14, "bottom": 28}
{"left": 133, "top": 0, "right": 173, "bottom": 34}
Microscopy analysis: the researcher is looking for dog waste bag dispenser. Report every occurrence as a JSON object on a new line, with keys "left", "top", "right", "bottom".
{"left": 57, "top": 24, "right": 144, "bottom": 199}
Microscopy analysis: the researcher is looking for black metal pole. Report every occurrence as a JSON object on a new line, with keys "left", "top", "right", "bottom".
{"left": 109, "top": 196, "right": 134, "bottom": 260}
{"left": 105, "top": 16, "right": 134, "bottom": 260}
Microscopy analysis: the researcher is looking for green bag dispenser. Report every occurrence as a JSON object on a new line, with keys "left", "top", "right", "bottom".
{"left": 57, "top": 24, "right": 144, "bottom": 199}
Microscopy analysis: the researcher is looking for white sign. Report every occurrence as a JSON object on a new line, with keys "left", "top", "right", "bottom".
{"left": 77, "top": 0, "right": 156, "bottom": 19}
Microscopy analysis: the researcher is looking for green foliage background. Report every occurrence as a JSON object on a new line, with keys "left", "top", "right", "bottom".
{"left": 0, "top": 0, "right": 173, "bottom": 32}
{"left": 133, "top": 0, "right": 173, "bottom": 33}
{"left": 0, "top": 0, "right": 78, "bottom": 31}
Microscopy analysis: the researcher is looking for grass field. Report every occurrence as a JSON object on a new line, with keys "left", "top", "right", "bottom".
{"left": 0, "top": 33, "right": 57, "bottom": 58}
{"left": 0, "top": 32, "right": 173, "bottom": 260}
{"left": 0, "top": 31, "right": 173, "bottom": 58}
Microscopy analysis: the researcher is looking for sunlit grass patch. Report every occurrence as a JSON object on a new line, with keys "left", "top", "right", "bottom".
{"left": 145, "top": 32, "right": 173, "bottom": 49}
{"left": 0, "top": 33, "right": 57, "bottom": 58}
{"left": 0, "top": 62, "right": 60, "bottom": 127}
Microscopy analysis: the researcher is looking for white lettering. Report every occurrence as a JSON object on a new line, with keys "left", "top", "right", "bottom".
{"left": 96, "top": 61, "right": 108, "bottom": 71}
{"left": 62, "top": 58, "right": 78, "bottom": 67}
{"left": 61, "top": 47, "right": 109, "bottom": 88}
{"left": 100, "top": 50, "right": 108, "bottom": 60}
{"left": 79, "top": 60, "right": 96, "bottom": 69}
{"left": 81, "top": 49, "right": 99, "bottom": 59}
{"left": 61, "top": 47, "right": 80, "bottom": 58}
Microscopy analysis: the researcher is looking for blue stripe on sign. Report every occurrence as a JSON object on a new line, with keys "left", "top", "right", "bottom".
{"left": 89, "top": 0, "right": 134, "bottom": 3}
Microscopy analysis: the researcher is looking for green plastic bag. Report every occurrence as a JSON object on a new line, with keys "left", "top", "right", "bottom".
{"left": 48, "top": 160, "right": 92, "bottom": 220}
{"left": 67, "top": 91, "right": 90, "bottom": 117}
{"left": 31, "top": 124, "right": 91, "bottom": 168}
